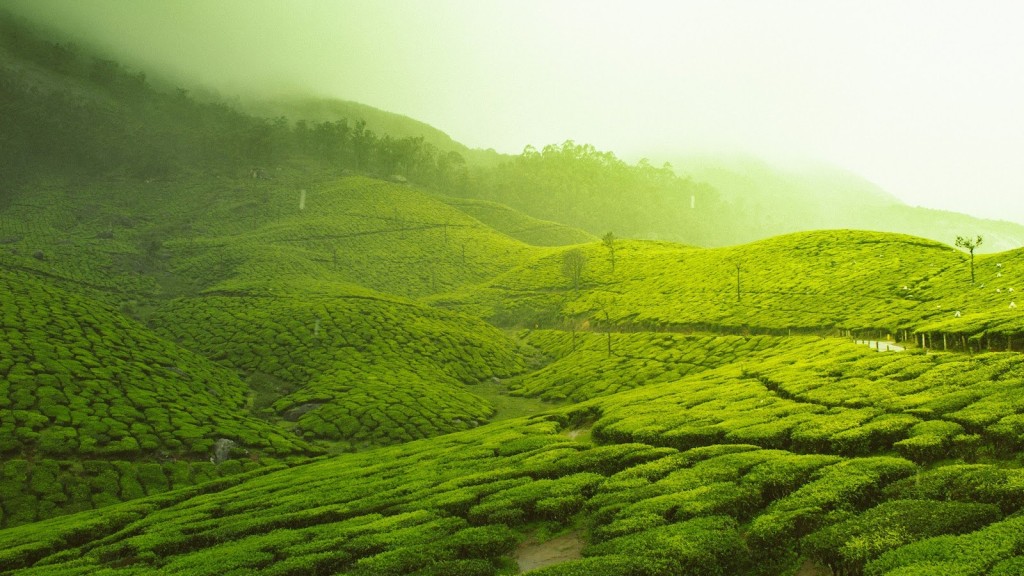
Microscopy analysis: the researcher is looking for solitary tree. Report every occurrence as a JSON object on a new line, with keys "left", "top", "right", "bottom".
{"left": 562, "top": 249, "right": 587, "bottom": 290}
{"left": 595, "top": 295, "right": 616, "bottom": 357}
{"left": 602, "top": 232, "right": 617, "bottom": 273}
{"left": 733, "top": 261, "right": 742, "bottom": 302}
{"left": 955, "top": 235, "right": 983, "bottom": 283}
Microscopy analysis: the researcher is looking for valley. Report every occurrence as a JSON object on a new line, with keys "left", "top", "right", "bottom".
{"left": 3, "top": 11, "right": 1024, "bottom": 575}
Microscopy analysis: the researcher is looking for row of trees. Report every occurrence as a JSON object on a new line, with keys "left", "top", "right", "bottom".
{"left": 0, "top": 13, "right": 469, "bottom": 191}
{"left": 467, "top": 141, "right": 737, "bottom": 245}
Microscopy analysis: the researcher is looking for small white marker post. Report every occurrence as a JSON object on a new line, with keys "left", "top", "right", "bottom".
{"left": 299, "top": 189, "right": 306, "bottom": 211}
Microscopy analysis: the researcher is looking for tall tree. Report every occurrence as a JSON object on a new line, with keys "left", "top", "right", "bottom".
{"left": 562, "top": 249, "right": 587, "bottom": 291}
{"left": 955, "top": 235, "right": 983, "bottom": 283}
{"left": 602, "top": 232, "right": 617, "bottom": 274}
{"left": 732, "top": 261, "right": 742, "bottom": 302}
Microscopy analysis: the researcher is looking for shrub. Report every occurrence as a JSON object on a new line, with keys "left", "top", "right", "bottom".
{"left": 585, "top": 516, "right": 749, "bottom": 576}
{"left": 865, "top": 516, "right": 1024, "bottom": 576}
{"left": 523, "top": 555, "right": 636, "bottom": 576}
{"left": 446, "top": 524, "right": 518, "bottom": 558}
{"left": 804, "top": 499, "right": 1001, "bottom": 575}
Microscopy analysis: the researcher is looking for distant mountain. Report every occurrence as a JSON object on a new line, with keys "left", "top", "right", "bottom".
{"left": 12, "top": 10, "right": 1024, "bottom": 575}
{"left": 241, "top": 95, "right": 507, "bottom": 167}
{"left": 672, "top": 154, "right": 1024, "bottom": 252}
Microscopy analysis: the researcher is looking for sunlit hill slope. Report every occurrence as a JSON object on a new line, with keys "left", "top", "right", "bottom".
{"left": 6, "top": 13, "right": 1024, "bottom": 576}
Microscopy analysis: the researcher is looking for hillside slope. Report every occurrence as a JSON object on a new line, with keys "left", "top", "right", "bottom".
{"left": 240, "top": 96, "right": 506, "bottom": 167}
{"left": 9, "top": 12, "right": 1024, "bottom": 576}
{"left": 8, "top": 339, "right": 1024, "bottom": 575}
{"left": 437, "top": 196, "right": 597, "bottom": 247}
{"left": 0, "top": 266, "right": 319, "bottom": 529}
{"left": 432, "top": 230, "right": 951, "bottom": 331}
{"left": 674, "top": 154, "right": 1024, "bottom": 252}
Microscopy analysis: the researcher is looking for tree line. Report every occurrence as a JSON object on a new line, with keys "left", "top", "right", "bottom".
{"left": 2, "top": 11, "right": 739, "bottom": 248}
{"left": 0, "top": 12, "right": 469, "bottom": 192}
{"left": 466, "top": 141, "right": 738, "bottom": 246}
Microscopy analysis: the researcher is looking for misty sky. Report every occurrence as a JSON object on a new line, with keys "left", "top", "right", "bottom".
{"left": 7, "top": 0, "right": 1024, "bottom": 225}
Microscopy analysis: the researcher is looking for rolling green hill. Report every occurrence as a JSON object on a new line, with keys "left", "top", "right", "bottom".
{"left": 0, "top": 265, "right": 317, "bottom": 529}
{"left": 432, "top": 229, "right": 1024, "bottom": 350}
{"left": 240, "top": 96, "right": 506, "bottom": 168}
{"left": 9, "top": 338, "right": 1024, "bottom": 575}
{"left": 150, "top": 289, "right": 526, "bottom": 447}
{"left": 672, "top": 154, "right": 1024, "bottom": 252}
{"left": 10, "top": 11, "right": 1024, "bottom": 576}
{"left": 436, "top": 196, "right": 597, "bottom": 247}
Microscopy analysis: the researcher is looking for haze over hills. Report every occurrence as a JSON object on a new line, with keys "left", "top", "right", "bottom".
{"left": 239, "top": 93, "right": 1024, "bottom": 252}
{"left": 240, "top": 96, "right": 507, "bottom": 168}
{"left": 6, "top": 7, "right": 1017, "bottom": 250}
{"left": 8, "top": 10, "right": 1024, "bottom": 576}
{"left": 673, "top": 155, "right": 1024, "bottom": 252}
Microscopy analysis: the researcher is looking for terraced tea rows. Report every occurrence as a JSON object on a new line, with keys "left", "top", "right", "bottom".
{"left": 591, "top": 338, "right": 1024, "bottom": 461}
{"left": 9, "top": 21, "right": 1024, "bottom": 573}
{"left": 10, "top": 241, "right": 1024, "bottom": 572}
{"left": 8, "top": 389, "right": 1024, "bottom": 576}
{"left": 437, "top": 196, "right": 596, "bottom": 247}
{"left": 0, "top": 458, "right": 271, "bottom": 529}
{"left": 0, "top": 267, "right": 317, "bottom": 528}
{"left": 508, "top": 330, "right": 793, "bottom": 401}
{"left": 2, "top": 174, "right": 547, "bottom": 305}
{"left": 150, "top": 289, "right": 526, "bottom": 447}
{"left": 0, "top": 267, "right": 311, "bottom": 460}
{"left": 164, "top": 176, "right": 537, "bottom": 298}
{"left": 433, "top": 231, "right": 1024, "bottom": 361}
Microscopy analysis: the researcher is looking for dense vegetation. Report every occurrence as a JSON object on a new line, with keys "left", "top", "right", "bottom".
{"left": 7, "top": 11, "right": 1024, "bottom": 575}
{"left": 467, "top": 141, "right": 734, "bottom": 246}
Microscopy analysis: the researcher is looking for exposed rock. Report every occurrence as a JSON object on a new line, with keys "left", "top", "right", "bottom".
{"left": 282, "top": 402, "right": 324, "bottom": 422}
{"left": 211, "top": 438, "right": 237, "bottom": 464}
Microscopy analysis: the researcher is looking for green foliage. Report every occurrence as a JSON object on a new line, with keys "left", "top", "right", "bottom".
{"left": 803, "top": 499, "right": 1001, "bottom": 574}
{"left": 509, "top": 330, "right": 790, "bottom": 401}
{"left": 0, "top": 13, "right": 469, "bottom": 191}
{"left": 439, "top": 196, "right": 597, "bottom": 246}
{"left": 522, "top": 555, "right": 635, "bottom": 576}
{"left": 0, "top": 268, "right": 312, "bottom": 463}
{"left": 747, "top": 457, "right": 917, "bottom": 553}
{"left": 469, "top": 141, "right": 731, "bottom": 246}
{"left": 584, "top": 516, "right": 749, "bottom": 576}
{"left": 864, "top": 516, "right": 1024, "bottom": 576}
{"left": 882, "top": 465, "right": 1024, "bottom": 514}
{"left": 0, "top": 458, "right": 282, "bottom": 529}
{"left": 8, "top": 17, "right": 1024, "bottom": 573}
{"left": 151, "top": 286, "right": 524, "bottom": 444}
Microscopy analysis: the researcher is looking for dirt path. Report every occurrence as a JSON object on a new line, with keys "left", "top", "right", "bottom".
{"left": 855, "top": 339, "right": 905, "bottom": 352}
{"left": 514, "top": 532, "right": 585, "bottom": 573}
{"left": 795, "top": 558, "right": 833, "bottom": 576}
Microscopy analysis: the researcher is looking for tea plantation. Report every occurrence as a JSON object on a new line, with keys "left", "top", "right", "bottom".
{"left": 436, "top": 196, "right": 597, "bottom": 247}
{"left": 9, "top": 20, "right": 1024, "bottom": 572}
{"left": 436, "top": 230, "right": 1024, "bottom": 342}
{"left": 8, "top": 170, "right": 1024, "bottom": 573}
{"left": 150, "top": 290, "right": 526, "bottom": 446}
{"left": 0, "top": 265, "right": 316, "bottom": 528}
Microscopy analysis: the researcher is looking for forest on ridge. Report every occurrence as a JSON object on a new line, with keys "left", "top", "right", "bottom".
{"left": 5, "top": 11, "right": 1024, "bottom": 576}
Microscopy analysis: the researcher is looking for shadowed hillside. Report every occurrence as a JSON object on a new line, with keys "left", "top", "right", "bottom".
{"left": 8, "top": 12, "right": 1024, "bottom": 576}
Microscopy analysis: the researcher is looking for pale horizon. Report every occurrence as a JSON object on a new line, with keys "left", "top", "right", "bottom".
{"left": 7, "top": 0, "right": 1024, "bottom": 225}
